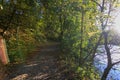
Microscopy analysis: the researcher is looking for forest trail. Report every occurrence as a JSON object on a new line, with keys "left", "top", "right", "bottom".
{"left": 6, "top": 42, "right": 70, "bottom": 80}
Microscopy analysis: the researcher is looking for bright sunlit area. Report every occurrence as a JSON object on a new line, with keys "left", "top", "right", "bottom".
{"left": 113, "top": 6, "right": 120, "bottom": 33}
{"left": 94, "top": 1, "right": 120, "bottom": 80}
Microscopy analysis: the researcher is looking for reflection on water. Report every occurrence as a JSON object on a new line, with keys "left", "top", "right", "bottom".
{"left": 94, "top": 45, "right": 120, "bottom": 80}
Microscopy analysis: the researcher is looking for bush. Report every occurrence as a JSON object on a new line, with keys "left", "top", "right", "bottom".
{"left": 6, "top": 29, "right": 37, "bottom": 63}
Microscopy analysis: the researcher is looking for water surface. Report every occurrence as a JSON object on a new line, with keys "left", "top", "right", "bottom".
{"left": 94, "top": 45, "right": 120, "bottom": 80}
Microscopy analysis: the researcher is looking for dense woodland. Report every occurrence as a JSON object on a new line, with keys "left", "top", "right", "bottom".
{"left": 0, "top": 0, "right": 120, "bottom": 80}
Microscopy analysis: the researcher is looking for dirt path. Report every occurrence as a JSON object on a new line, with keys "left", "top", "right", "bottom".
{"left": 6, "top": 43, "right": 69, "bottom": 80}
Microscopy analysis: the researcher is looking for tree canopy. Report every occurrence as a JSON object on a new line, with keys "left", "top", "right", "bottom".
{"left": 0, "top": 0, "right": 120, "bottom": 80}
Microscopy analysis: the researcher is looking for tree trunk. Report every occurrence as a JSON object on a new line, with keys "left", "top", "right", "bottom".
{"left": 101, "top": 65, "right": 112, "bottom": 80}
{"left": 0, "top": 36, "right": 9, "bottom": 64}
{"left": 59, "top": 15, "right": 63, "bottom": 41}
{"left": 80, "top": 6, "right": 84, "bottom": 60}
{"left": 101, "top": 31, "right": 112, "bottom": 80}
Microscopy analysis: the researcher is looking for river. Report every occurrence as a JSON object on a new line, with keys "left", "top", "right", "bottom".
{"left": 94, "top": 45, "right": 120, "bottom": 80}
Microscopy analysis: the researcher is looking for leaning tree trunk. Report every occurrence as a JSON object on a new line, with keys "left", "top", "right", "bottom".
{"left": 101, "top": 65, "right": 112, "bottom": 80}
{"left": 0, "top": 36, "right": 9, "bottom": 64}
{"left": 101, "top": 32, "right": 112, "bottom": 80}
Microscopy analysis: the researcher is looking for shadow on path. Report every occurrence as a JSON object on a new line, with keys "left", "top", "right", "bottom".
{"left": 7, "top": 42, "right": 69, "bottom": 80}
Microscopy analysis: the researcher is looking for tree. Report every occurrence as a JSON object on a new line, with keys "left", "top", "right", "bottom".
{"left": 0, "top": 0, "right": 42, "bottom": 62}
{"left": 92, "top": 0, "right": 120, "bottom": 79}
{"left": 56, "top": 0, "right": 99, "bottom": 79}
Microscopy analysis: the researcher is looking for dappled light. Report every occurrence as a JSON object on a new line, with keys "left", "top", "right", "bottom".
{"left": 1, "top": 0, "right": 120, "bottom": 80}
{"left": 7, "top": 43, "right": 71, "bottom": 80}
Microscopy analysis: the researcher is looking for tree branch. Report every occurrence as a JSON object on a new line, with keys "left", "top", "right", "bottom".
{"left": 112, "top": 60, "right": 120, "bottom": 66}
{"left": 104, "top": 1, "right": 112, "bottom": 27}
{"left": 82, "top": 32, "right": 103, "bottom": 62}
{"left": 91, "top": 0, "right": 102, "bottom": 8}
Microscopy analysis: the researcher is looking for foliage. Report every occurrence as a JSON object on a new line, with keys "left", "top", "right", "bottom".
{"left": 53, "top": 0, "right": 100, "bottom": 79}
{"left": 0, "top": 0, "right": 45, "bottom": 63}
{"left": 7, "top": 28, "right": 36, "bottom": 63}
{"left": 0, "top": 0, "right": 111, "bottom": 79}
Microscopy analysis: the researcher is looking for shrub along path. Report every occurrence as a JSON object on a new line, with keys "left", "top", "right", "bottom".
{"left": 6, "top": 42, "right": 74, "bottom": 80}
